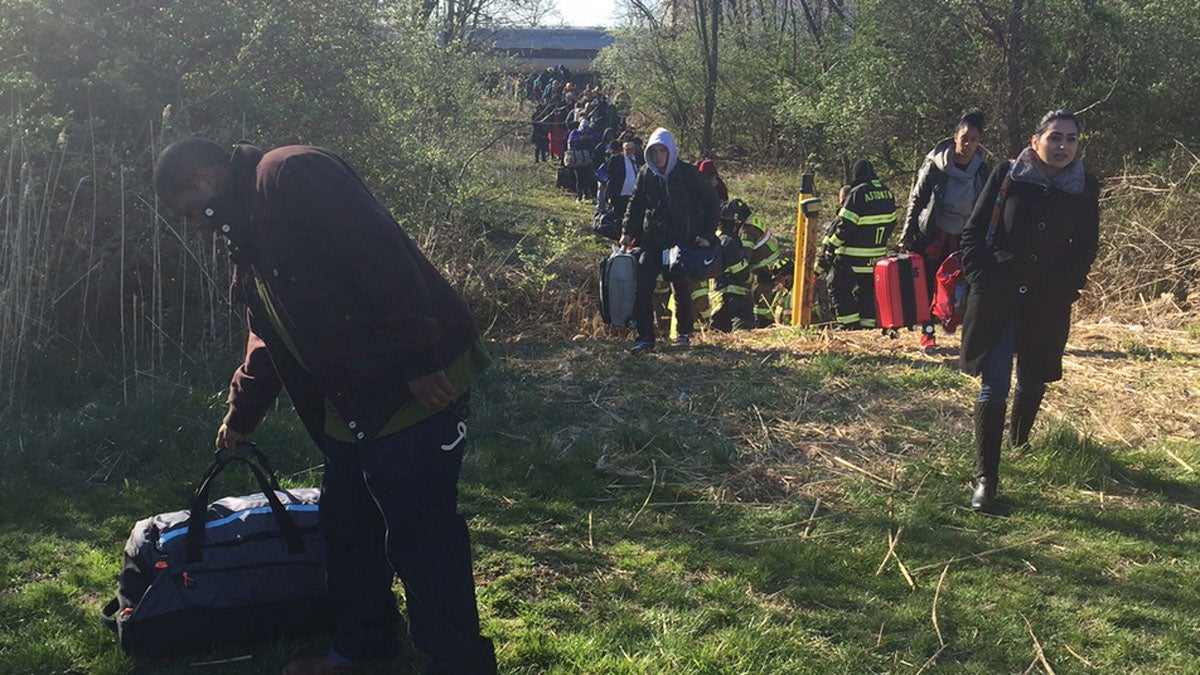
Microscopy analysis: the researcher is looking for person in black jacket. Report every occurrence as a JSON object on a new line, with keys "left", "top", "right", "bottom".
{"left": 531, "top": 98, "right": 551, "bottom": 163}
{"left": 959, "top": 110, "right": 1100, "bottom": 511}
{"left": 153, "top": 139, "right": 497, "bottom": 675}
{"left": 901, "top": 109, "right": 990, "bottom": 353}
{"left": 619, "top": 127, "right": 721, "bottom": 352}
{"left": 604, "top": 140, "right": 641, "bottom": 219}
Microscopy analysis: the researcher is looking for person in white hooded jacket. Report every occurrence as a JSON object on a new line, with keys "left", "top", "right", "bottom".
{"left": 900, "top": 109, "right": 990, "bottom": 353}
{"left": 619, "top": 127, "right": 721, "bottom": 353}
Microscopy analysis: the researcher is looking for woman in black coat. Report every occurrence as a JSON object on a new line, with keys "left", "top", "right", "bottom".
{"left": 959, "top": 109, "right": 1100, "bottom": 511}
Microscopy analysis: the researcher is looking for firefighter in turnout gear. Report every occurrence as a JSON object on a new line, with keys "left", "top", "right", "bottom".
{"left": 766, "top": 257, "right": 794, "bottom": 325}
{"left": 720, "top": 199, "right": 783, "bottom": 327}
{"left": 662, "top": 277, "right": 709, "bottom": 338}
{"left": 816, "top": 161, "right": 897, "bottom": 328}
{"left": 810, "top": 186, "right": 850, "bottom": 324}
{"left": 709, "top": 207, "right": 755, "bottom": 332}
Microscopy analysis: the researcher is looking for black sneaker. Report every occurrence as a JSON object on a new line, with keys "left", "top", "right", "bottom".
{"left": 673, "top": 334, "right": 691, "bottom": 348}
{"left": 629, "top": 341, "right": 655, "bottom": 354}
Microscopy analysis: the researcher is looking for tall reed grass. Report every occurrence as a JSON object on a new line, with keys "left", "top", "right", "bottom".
{"left": 0, "top": 123, "right": 234, "bottom": 416}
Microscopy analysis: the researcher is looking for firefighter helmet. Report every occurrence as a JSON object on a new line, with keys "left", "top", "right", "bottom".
{"left": 721, "top": 198, "right": 752, "bottom": 223}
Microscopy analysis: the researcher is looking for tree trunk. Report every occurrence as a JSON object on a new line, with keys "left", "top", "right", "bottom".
{"left": 1003, "top": 0, "right": 1026, "bottom": 156}
{"left": 695, "top": 0, "right": 721, "bottom": 156}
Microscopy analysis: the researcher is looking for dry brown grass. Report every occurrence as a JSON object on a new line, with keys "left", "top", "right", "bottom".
{"left": 1086, "top": 148, "right": 1200, "bottom": 313}
{"left": 502, "top": 306, "right": 1198, "bottom": 512}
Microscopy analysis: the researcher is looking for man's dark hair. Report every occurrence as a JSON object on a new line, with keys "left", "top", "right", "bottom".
{"left": 957, "top": 108, "right": 986, "bottom": 134}
{"left": 153, "top": 137, "right": 229, "bottom": 199}
{"left": 1035, "top": 109, "right": 1080, "bottom": 135}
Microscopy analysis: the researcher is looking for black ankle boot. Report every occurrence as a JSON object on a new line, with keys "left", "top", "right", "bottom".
{"left": 971, "top": 476, "right": 997, "bottom": 510}
{"left": 1009, "top": 389, "right": 1044, "bottom": 449}
{"left": 972, "top": 401, "right": 1006, "bottom": 511}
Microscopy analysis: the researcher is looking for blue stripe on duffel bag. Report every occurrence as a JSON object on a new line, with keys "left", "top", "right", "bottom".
{"left": 159, "top": 503, "right": 320, "bottom": 546}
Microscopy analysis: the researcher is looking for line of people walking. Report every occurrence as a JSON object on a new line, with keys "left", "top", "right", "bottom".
{"left": 597, "top": 108, "right": 1099, "bottom": 515}
{"left": 591, "top": 128, "right": 791, "bottom": 351}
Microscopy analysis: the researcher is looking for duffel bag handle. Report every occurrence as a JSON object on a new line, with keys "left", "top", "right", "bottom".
{"left": 211, "top": 441, "right": 284, "bottom": 491}
{"left": 185, "top": 449, "right": 305, "bottom": 563}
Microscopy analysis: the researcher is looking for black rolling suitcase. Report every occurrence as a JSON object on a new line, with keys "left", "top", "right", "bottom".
{"left": 102, "top": 447, "right": 328, "bottom": 657}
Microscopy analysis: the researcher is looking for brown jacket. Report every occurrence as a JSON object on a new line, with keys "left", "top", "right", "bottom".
{"left": 204, "top": 144, "right": 479, "bottom": 442}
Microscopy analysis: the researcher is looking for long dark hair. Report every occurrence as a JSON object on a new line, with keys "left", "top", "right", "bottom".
{"left": 1035, "top": 109, "right": 1080, "bottom": 135}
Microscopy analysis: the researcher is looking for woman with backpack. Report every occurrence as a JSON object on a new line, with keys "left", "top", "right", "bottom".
{"left": 901, "top": 109, "right": 990, "bottom": 354}
{"left": 567, "top": 119, "right": 600, "bottom": 203}
{"left": 959, "top": 109, "right": 1100, "bottom": 511}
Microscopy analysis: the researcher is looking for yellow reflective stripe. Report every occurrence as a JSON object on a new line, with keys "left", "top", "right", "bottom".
{"left": 839, "top": 207, "right": 860, "bottom": 224}
{"left": 837, "top": 312, "right": 860, "bottom": 324}
{"left": 836, "top": 246, "right": 887, "bottom": 257}
{"left": 828, "top": 234, "right": 845, "bottom": 247}
{"left": 726, "top": 259, "right": 749, "bottom": 275}
{"left": 716, "top": 285, "right": 749, "bottom": 296}
{"left": 850, "top": 266, "right": 875, "bottom": 274}
{"left": 860, "top": 318, "right": 876, "bottom": 327}
{"left": 749, "top": 248, "right": 780, "bottom": 271}
{"left": 691, "top": 288, "right": 708, "bottom": 301}
{"left": 856, "top": 213, "right": 897, "bottom": 226}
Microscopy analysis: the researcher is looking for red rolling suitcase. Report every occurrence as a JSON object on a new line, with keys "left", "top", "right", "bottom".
{"left": 874, "top": 254, "right": 931, "bottom": 333}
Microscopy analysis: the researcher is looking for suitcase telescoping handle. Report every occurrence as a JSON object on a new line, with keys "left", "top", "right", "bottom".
{"left": 184, "top": 444, "right": 306, "bottom": 563}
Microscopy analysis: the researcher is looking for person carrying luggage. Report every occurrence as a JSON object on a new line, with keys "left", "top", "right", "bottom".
{"left": 153, "top": 139, "right": 497, "bottom": 675}
{"left": 959, "top": 109, "right": 1099, "bottom": 511}
{"left": 900, "top": 109, "right": 990, "bottom": 353}
{"left": 619, "top": 127, "right": 721, "bottom": 352}
{"left": 817, "top": 160, "right": 897, "bottom": 329}
{"left": 567, "top": 119, "right": 600, "bottom": 202}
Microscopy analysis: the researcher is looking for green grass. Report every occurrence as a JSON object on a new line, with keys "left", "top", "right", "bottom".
{"left": 3, "top": 151, "right": 1200, "bottom": 673}
{"left": 431, "top": 337, "right": 1200, "bottom": 674}
{"left": 3, "top": 334, "right": 1200, "bottom": 673}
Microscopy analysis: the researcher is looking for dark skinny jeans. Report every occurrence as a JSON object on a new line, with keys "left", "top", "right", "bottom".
{"left": 977, "top": 322, "right": 1046, "bottom": 405}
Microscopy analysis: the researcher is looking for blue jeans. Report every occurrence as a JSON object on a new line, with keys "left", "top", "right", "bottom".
{"left": 977, "top": 322, "right": 1046, "bottom": 404}
{"left": 318, "top": 394, "right": 496, "bottom": 673}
